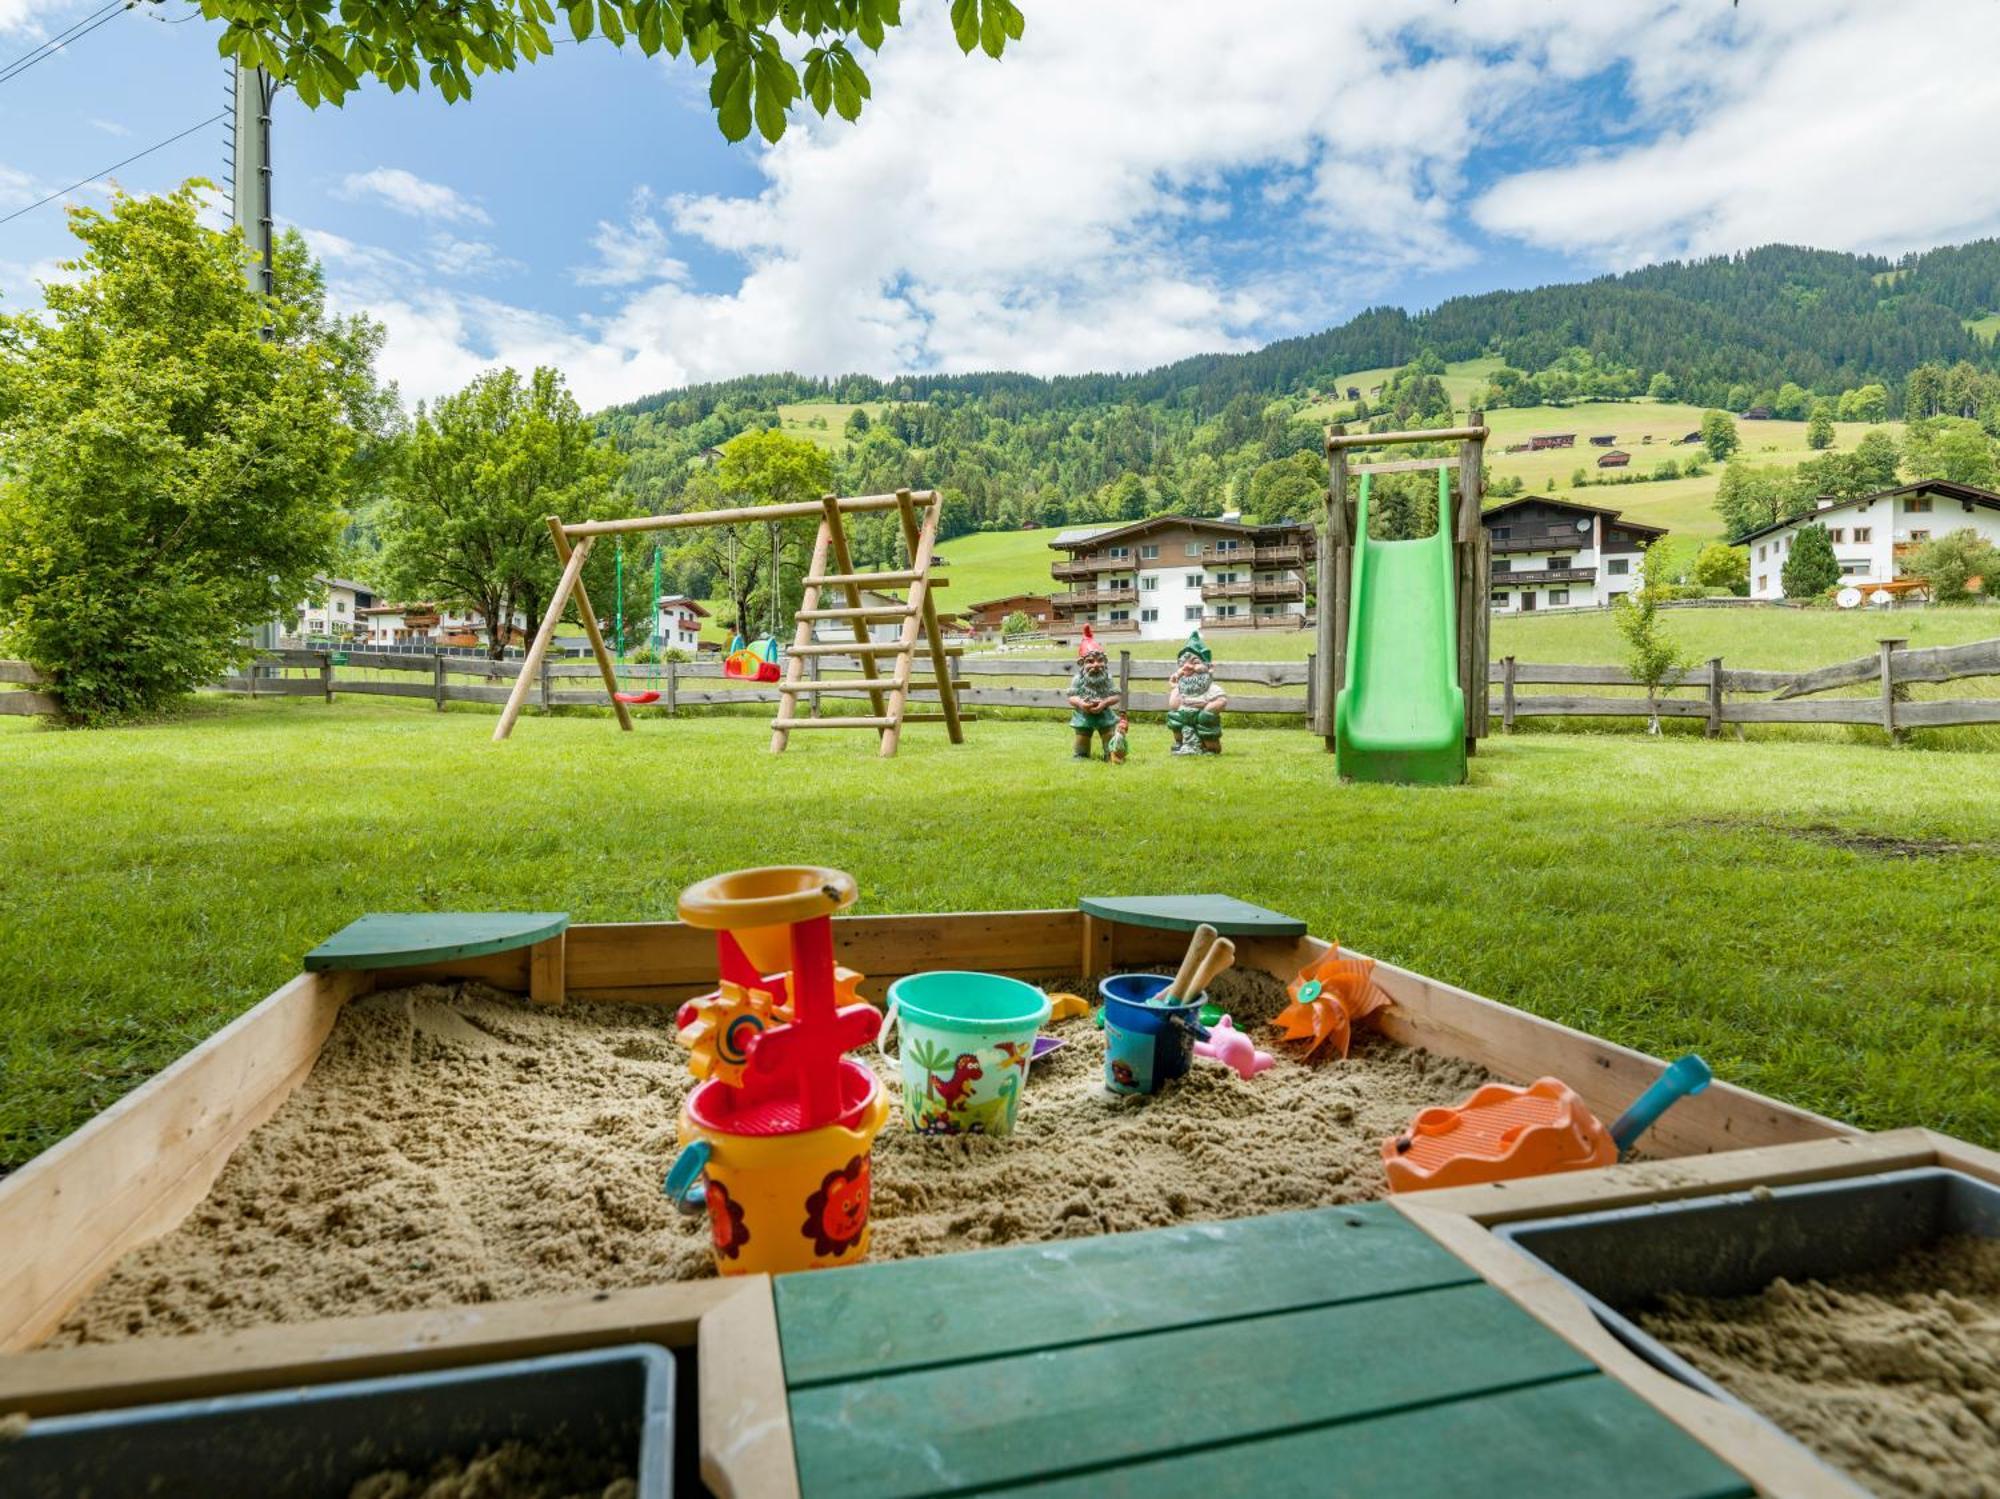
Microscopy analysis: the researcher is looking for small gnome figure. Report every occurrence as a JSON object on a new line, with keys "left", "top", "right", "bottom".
{"left": 1066, "top": 626, "right": 1122, "bottom": 760}
{"left": 1166, "top": 628, "right": 1227, "bottom": 755}
{"left": 1107, "top": 712, "right": 1129, "bottom": 765}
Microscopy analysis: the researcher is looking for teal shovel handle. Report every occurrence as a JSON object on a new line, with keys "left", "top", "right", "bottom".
{"left": 663, "top": 1140, "right": 712, "bottom": 1215}
{"left": 1610, "top": 1054, "right": 1712, "bottom": 1155}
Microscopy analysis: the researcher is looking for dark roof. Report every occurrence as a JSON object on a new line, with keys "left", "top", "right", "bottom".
{"left": 1478, "top": 495, "right": 1668, "bottom": 537}
{"left": 1048, "top": 514, "right": 1311, "bottom": 552}
{"left": 1732, "top": 480, "right": 2000, "bottom": 545}
{"left": 966, "top": 593, "right": 1053, "bottom": 612}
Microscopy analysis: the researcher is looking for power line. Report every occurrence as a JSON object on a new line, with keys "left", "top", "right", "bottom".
{"left": 0, "top": 1, "right": 132, "bottom": 89}
{"left": 0, "top": 111, "right": 226, "bottom": 227}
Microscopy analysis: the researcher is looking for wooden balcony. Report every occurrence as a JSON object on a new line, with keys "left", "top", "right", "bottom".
{"left": 1251, "top": 543, "right": 1304, "bottom": 566}
{"left": 1052, "top": 587, "right": 1138, "bottom": 608}
{"left": 1492, "top": 567, "right": 1593, "bottom": 586}
{"left": 1050, "top": 558, "right": 1100, "bottom": 580}
{"left": 1201, "top": 579, "right": 1306, "bottom": 602}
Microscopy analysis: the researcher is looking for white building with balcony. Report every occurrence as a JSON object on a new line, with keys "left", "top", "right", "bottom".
{"left": 1482, "top": 497, "right": 1664, "bottom": 613}
{"left": 1739, "top": 481, "right": 2000, "bottom": 600}
{"left": 1047, "top": 515, "right": 1313, "bottom": 641}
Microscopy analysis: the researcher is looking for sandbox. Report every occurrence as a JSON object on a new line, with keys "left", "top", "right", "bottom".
{"left": 2, "top": 895, "right": 1936, "bottom": 1498}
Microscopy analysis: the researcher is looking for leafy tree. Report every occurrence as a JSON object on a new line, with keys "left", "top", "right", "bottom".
{"left": 1901, "top": 417, "right": 1999, "bottom": 488}
{"left": 1909, "top": 529, "right": 2000, "bottom": 603}
{"left": 1713, "top": 461, "right": 1790, "bottom": 539}
{"left": 379, "top": 366, "right": 626, "bottom": 658}
{"left": 1806, "top": 403, "right": 1834, "bottom": 450}
{"left": 1780, "top": 523, "right": 1841, "bottom": 600}
{"left": 1774, "top": 382, "right": 1811, "bottom": 421}
{"left": 1001, "top": 609, "right": 1032, "bottom": 638}
{"left": 1699, "top": 409, "right": 1740, "bottom": 463}
{"left": 204, "top": 0, "right": 1026, "bottom": 141}
{"left": 1691, "top": 542, "right": 1750, "bottom": 594}
{"left": 1612, "top": 543, "right": 1687, "bottom": 733}
{"left": 693, "top": 428, "right": 834, "bottom": 636}
{"left": 1836, "top": 383, "right": 1889, "bottom": 423}
{"left": 1646, "top": 371, "right": 1675, "bottom": 401}
{"left": 844, "top": 407, "right": 871, "bottom": 438}
{"left": 0, "top": 185, "right": 376, "bottom": 722}
{"left": 1246, "top": 450, "right": 1322, "bottom": 524}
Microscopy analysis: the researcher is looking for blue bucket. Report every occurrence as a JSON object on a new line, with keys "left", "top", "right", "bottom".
{"left": 1098, "top": 973, "right": 1210, "bottom": 1095}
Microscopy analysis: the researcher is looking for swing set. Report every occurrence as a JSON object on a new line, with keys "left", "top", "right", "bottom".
{"left": 492, "top": 489, "right": 966, "bottom": 758}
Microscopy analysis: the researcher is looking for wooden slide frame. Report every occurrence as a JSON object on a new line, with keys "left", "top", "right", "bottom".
{"left": 0, "top": 906, "right": 1858, "bottom": 1493}
{"left": 492, "top": 489, "right": 964, "bottom": 756}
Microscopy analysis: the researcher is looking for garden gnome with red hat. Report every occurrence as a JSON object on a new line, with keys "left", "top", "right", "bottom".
{"left": 1066, "top": 626, "right": 1122, "bottom": 761}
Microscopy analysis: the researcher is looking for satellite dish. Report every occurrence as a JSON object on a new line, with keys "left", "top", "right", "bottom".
{"left": 1870, "top": 589, "right": 1893, "bottom": 606}
{"left": 1836, "top": 587, "right": 1862, "bottom": 609}
{"left": 1576, "top": 519, "right": 1591, "bottom": 532}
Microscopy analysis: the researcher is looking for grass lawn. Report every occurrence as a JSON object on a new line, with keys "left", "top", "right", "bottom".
{"left": 934, "top": 525, "right": 1076, "bottom": 606}
{"left": 4, "top": 696, "right": 1999, "bottom": 1172}
{"left": 773, "top": 400, "right": 895, "bottom": 451}
{"left": 1965, "top": 313, "right": 2000, "bottom": 345}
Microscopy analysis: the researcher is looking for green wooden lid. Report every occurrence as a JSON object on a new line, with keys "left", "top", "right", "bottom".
{"left": 304, "top": 911, "right": 569, "bottom": 971}
{"left": 1077, "top": 894, "right": 1307, "bottom": 937}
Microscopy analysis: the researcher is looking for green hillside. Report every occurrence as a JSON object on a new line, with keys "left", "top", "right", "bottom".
{"left": 934, "top": 526, "right": 1072, "bottom": 605}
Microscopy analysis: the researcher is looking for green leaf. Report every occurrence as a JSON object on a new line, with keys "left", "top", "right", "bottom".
{"left": 710, "top": 42, "right": 752, "bottom": 140}
{"left": 566, "top": 0, "right": 593, "bottom": 42}
{"left": 948, "top": 0, "right": 977, "bottom": 52}
{"left": 750, "top": 36, "right": 796, "bottom": 141}
{"left": 598, "top": 0, "right": 625, "bottom": 45}
{"left": 801, "top": 48, "right": 831, "bottom": 113}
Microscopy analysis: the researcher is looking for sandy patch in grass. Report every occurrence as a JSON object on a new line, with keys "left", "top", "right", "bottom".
{"left": 51, "top": 969, "right": 1487, "bottom": 1345}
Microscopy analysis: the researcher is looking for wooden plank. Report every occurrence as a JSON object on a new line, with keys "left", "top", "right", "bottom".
{"left": 1895, "top": 698, "right": 2000, "bottom": 726}
{"left": 494, "top": 529, "right": 590, "bottom": 740}
{"left": 0, "top": 969, "right": 371, "bottom": 1350}
{"left": 564, "top": 489, "right": 937, "bottom": 538}
{"left": 304, "top": 912, "right": 569, "bottom": 971}
{"left": 699, "top": 1277, "right": 801, "bottom": 1499}
{"left": 547, "top": 515, "right": 634, "bottom": 735}
{"left": 215, "top": 676, "right": 325, "bottom": 697}
{"left": 1016, "top": 1378, "right": 1754, "bottom": 1499}
{"left": 1774, "top": 635, "right": 2000, "bottom": 699}
{"left": 528, "top": 932, "right": 565, "bottom": 1006}
{"left": 0, "top": 658, "right": 47, "bottom": 684}
{"left": 1508, "top": 694, "right": 1709, "bottom": 719}
{"left": 1076, "top": 893, "right": 1308, "bottom": 937}
{"left": 0, "top": 1280, "right": 739, "bottom": 1417}
{"left": 776, "top": 1202, "right": 1478, "bottom": 1387}
{"left": 1079, "top": 910, "right": 1114, "bottom": 979}
{"left": 0, "top": 690, "right": 58, "bottom": 716}
{"left": 772, "top": 715, "right": 897, "bottom": 730}
{"left": 1721, "top": 699, "right": 1880, "bottom": 724}
{"left": 1348, "top": 454, "right": 1458, "bottom": 475}
{"left": 1326, "top": 423, "right": 1489, "bottom": 451}
{"left": 804, "top": 569, "right": 924, "bottom": 588}
{"left": 789, "top": 1282, "right": 1594, "bottom": 1499}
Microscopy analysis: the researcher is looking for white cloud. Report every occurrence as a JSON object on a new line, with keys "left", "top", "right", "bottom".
{"left": 1471, "top": 0, "right": 2000, "bottom": 264}
{"left": 0, "top": 163, "right": 43, "bottom": 210}
{"left": 336, "top": 167, "right": 492, "bottom": 226}
{"left": 317, "top": 1, "right": 2000, "bottom": 409}
{"left": 0, "top": 0, "right": 66, "bottom": 35}
{"left": 87, "top": 117, "right": 130, "bottom": 137}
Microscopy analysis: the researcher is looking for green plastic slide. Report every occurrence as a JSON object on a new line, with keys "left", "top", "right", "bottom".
{"left": 1335, "top": 471, "right": 1467, "bottom": 785}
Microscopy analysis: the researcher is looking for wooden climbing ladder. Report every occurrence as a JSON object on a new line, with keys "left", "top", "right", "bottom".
{"left": 772, "top": 488, "right": 966, "bottom": 758}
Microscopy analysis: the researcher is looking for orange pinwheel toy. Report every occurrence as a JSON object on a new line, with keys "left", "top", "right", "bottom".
{"left": 1273, "top": 947, "right": 1391, "bottom": 1061}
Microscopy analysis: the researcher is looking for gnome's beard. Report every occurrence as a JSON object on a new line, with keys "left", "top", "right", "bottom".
{"left": 1072, "top": 663, "right": 1114, "bottom": 698}
{"left": 1178, "top": 666, "right": 1214, "bottom": 698}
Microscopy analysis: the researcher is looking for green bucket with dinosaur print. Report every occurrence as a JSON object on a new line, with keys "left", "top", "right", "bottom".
{"left": 881, "top": 972, "right": 1051, "bottom": 1138}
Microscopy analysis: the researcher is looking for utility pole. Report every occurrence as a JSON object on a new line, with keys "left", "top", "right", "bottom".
{"left": 228, "top": 59, "right": 275, "bottom": 302}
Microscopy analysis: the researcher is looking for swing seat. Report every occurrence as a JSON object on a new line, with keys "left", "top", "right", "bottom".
{"left": 613, "top": 691, "right": 661, "bottom": 705}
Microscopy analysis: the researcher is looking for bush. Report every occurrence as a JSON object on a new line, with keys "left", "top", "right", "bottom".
{"left": 1690, "top": 542, "right": 1750, "bottom": 595}
{"left": 1001, "top": 610, "right": 1034, "bottom": 638}
{"left": 1780, "top": 523, "right": 1841, "bottom": 600}
{"left": 1908, "top": 529, "right": 2000, "bottom": 603}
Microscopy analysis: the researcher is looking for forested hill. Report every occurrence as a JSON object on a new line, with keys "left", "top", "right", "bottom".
{"left": 606, "top": 241, "right": 2000, "bottom": 423}
{"left": 596, "top": 239, "right": 2000, "bottom": 546}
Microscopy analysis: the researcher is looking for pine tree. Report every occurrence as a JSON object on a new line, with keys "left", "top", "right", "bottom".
{"left": 1780, "top": 524, "right": 1841, "bottom": 600}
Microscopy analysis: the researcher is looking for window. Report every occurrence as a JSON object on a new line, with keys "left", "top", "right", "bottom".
{"left": 1140, "top": 575, "right": 1159, "bottom": 591}
{"left": 1108, "top": 545, "right": 1130, "bottom": 559}
{"left": 1757, "top": 545, "right": 1767, "bottom": 561}
{"left": 1215, "top": 539, "right": 1240, "bottom": 554}
{"left": 1218, "top": 604, "right": 1240, "bottom": 616}
{"left": 1140, "top": 607, "right": 1159, "bottom": 623}
{"left": 1184, "top": 571, "right": 1203, "bottom": 586}
{"left": 1549, "top": 589, "right": 1570, "bottom": 606}
{"left": 1853, "top": 527, "right": 1872, "bottom": 543}
{"left": 1906, "top": 496, "right": 1933, "bottom": 513}
{"left": 1139, "top": 544, "right": 1160, "bottom": 560}
{"left": 1840, "top": 562, "right": 1865, "bottom": 576}
{"left": 1547, "top": 557, "right": 1571, "bottom": 570}
{"left": 1184, "top": 605, "right": 1202, "bottom": 621}
{"left": 1755, "top": 574, "right": 1767, "bottom": 592}
{"left": 1491, "top": 526, "right": 1511, "bottom": 540}
{"left": 1184, "top": 542, "right": 1203, "bottom": 557}
{"left": 1108, "top": 609, "right": 1130, "bottom": 622}
{"left": 336, "top": 600, "right": 349, "bottom": 614}
{"left": 1828, "top": 529, "right": 1845, "bottom": 544}
{"left": 1490, "top": 590, "right": 1511, "bottom": 607}
{"left": 1607, "top": 558, "right": 1630, "bottom": 575}
{"left": 1491, "top": 559, "right": 1510, "bottom": 575}
{"left": 1910, "top": 530, "right": 1931, "bottom": 542}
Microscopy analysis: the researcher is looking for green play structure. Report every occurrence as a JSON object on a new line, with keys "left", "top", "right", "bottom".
{"left": 1336, "top": 470, "right": 1467, "bottom": 785}
{"left": 1312, "top": 416, "right": 1491, "bottom": 786}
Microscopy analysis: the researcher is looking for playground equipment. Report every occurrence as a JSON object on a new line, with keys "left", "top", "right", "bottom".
{"left": 664, "top": 866, "right": 890, "bottom": 1275}
{"left": 879, "top": 972, "right": 1052, "bottom": 1136}
{"left": 1273, "top": 947, "right": 1391, "bottom": 1061}
{"left": 1312, "top": 416, "right": 1490, "bottom": 785}
{"left": 722, "top": 634, "right": 783, "bottom": 683}
{"left": 492, "top": 490, "right": 965, "bottom": 758}
{"left": 1384, "top": 1055, "right": 1713, "bottom": 1193}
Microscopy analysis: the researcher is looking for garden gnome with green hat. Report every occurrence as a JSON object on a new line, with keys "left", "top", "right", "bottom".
{"left": 1166, "top": 628, "right": 1226, "bottom": 755}
{"left": 1066, "top": 625, "right": 1122, "bottom": 760}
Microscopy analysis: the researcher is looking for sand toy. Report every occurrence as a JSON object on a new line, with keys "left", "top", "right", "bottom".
{"left": 879, "top": 971, "right": 1052, "bottom": 1137}
{"left": 1273, "top": 947, "right": 1390, "bottom": 1061}
{"left": 665, "top": 866, "right": 890, "bottom": 1274}
{"left": 722, "top": 634, "right": 782, "bottom": 683}
{"left": 1193, "top": 1015, "right": 1274, "bottom": 1080}
{"left": 1385, "top": 1055, "right": 1714, "bottom": 1194}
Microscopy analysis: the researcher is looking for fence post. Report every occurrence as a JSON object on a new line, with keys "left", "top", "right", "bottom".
{"left": 1304, "top": 652, "right": 1316, "bottom": 720}
{"left": 1705, "top": 656, "right": 1723, "bottom": 739}
{"left": 540, "top": 655, "right": 553, "bottom": 713}
{"left": 666, "top": 656, "right": 678, "bottom": 716}
{"left": 1118, "top": 650, "right": 1132, "bottom": 714}
{"left": 1501, "top": 655, "right": 1517, "bottom": 733}
{"left": 320, "top": 650, "right": 334, "bottom": 705}
{"left": 434, "top": 652, "right": 447, "bottom": 712}
{"left": 1879, "top": 637, "right": 1907, "bottom": 746}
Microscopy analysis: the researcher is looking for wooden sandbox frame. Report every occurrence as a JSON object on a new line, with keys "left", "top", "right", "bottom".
{"left": 0, "top": 904, "right": 1860, "bottom": 1494}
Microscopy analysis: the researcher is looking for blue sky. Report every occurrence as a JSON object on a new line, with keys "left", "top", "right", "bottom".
{"left": 3, "top": 0, "right": 1996, "bottom": 409}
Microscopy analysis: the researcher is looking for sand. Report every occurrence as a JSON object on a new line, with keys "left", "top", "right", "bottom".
{"left": 1639, "top": 1235, "right": 2000, "bottom": 1499}
{"left": 347, "top": 1441, "right": 636, "bottom": 1499}
{"left": 51, "top": 968, "right": 1487, "bottom": 1346}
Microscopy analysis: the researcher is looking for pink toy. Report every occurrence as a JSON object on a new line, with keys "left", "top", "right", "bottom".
{"left": 1194, "top": 1014, "right": 1274, "bottom": 1080}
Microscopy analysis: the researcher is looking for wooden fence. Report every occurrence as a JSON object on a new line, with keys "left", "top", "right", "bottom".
{"left": 7, "top": 636, "right": 1999, "bottom": 738}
